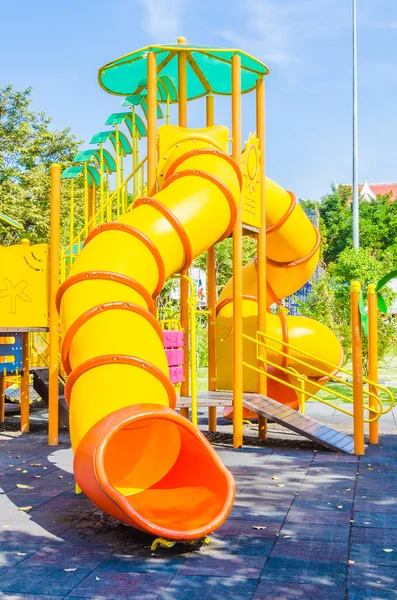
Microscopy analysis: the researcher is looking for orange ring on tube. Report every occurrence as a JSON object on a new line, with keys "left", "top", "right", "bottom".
{"left": 64, "top": 354, "right": 177, "bottom": 410}
{"left": 132, "top": 197, "right": 193, "bottom": 272}
{"left": 56, "top": 271, "right": 155, "bottom": 316}
{"left": 62, "top": 302, "right": 165, "bottom": 376}
{"left": 216, "top": 295, "right": 258, "bottom": 314}
{"left": 83, "top": 223, "right": 165, "bottom": 298}
{"left": 266, "top": 191, "right": 296, "bottom": 234}
{"left": 162, "top": 170, "right": 237, "bottom": 242}
{"left": 267, "top": 225, "right": 320, "bottom": 269}
{"left": 165, "top": 148, "right": 243, "bottom": 190}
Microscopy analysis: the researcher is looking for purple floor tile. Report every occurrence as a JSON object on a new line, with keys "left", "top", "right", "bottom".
{"left": 218, "top": 519, "right": 281, "bottom": 538}
{"left": 353, "top": 512, "right": 397, "bottom": 529}
{"left": 208, "top": 535, "right": 274, "bottom": 557}
{"left": 178, "top": 554, "right": 266, "bottom": 579}
{"left": 271, "top": 539, "right": 348, "bottom": 563}
{"left": 351, "top": 527, "right": 397, "bottom": 546}
{"left": 0, "top": 566, "right": 91, "bottom": 595}
{"left": 98, "top": 554, "right": 186, "bottom": 573}
{"left": 350, "top": 544, "right": 397, "bottom": 566}
{"left": 159, "top": 575, "right": 257, "bottom": 600}
{"left": 348, "top": 563, "right": 397, "bottom": 589}
{"left": 260, "top": 557, "right": 347, "bottom": 587}
{"left": 253, "top": 581, "right": 346, "bottom": 599}
{"left": 22, "top": 543, "right": 113, "bottom": 568}
{"left": 286, "top": 508, "right": 352, "bottom": 525}
{"left": 348, "top": 589, "right": 397, "bottom": 599}
{"left": 280, "top": 523, "right": 350, "bottom": 543}
{"left": 71, "top": 570, "right": 173, "bottom": 598}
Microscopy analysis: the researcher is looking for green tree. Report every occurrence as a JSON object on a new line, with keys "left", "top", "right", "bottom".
{"left": 0, "top": 85, "right": 82, "bottom": 246}
{"left": 298, "top": 248, "right": 397, "bottom": 371}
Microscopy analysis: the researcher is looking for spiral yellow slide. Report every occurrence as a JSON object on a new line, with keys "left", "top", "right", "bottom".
{"left": 216, "top": 178, "right": 344, "bottom": 415}
{"left": 57, "top": 125, "right": 239, "bottom": 540}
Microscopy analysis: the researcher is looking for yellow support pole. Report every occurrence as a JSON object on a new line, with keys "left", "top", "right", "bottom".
{"left": 147, "top": 51, "right": 157, "bottom": 197}
{"left": 368, "top": 283, "right": 379, "bottom": 444}
{"left": 256, "top": 75, "right": 267, "bottom": 441}
{"left": 49, "top": 164, "right": 61, "bottom": 446}
{"left": 83, "top": 163, "right": 89, "bottom": 235}
{"left": 178, "top": 39, "right": 190, "bottom": 404}
{"left": 351, "top": 281, "right": 364, "bottom": 455}
{"left": 232, "top": 53, "right": 243, "bottom": 448}
{"left": 69, "top": 179, "right": 74, "bottom": 251}
{"left": 0, "top": 374, "right": 5, "bottom": 423}
{"left": 99, "top": 143, "right": 104, "bottom": 222}
{"left": 87, "top": 184, "right": 96, "bottom": 233}
{"left": 132, "top": 108, "right": 137, "bottom": 199}
{"left": 115, "top": 124, "right": 120, "bottom": 218}
{"left": 206, "top": 94, "right": 217, "bottom": 432}
{"left": 20, "top": 332, "right": 30, "bottom": 433}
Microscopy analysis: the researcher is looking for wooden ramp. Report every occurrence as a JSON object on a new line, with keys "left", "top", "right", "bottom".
{"left": 179, "top": 391, "right": 355, "bottom": 454}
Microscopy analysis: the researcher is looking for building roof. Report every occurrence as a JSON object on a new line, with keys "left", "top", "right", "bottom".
{"left": 342, "top": 180, "right": 397, "bottom": 202}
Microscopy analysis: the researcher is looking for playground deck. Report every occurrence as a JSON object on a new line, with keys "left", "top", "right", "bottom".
{"left": 1, "top": 408, "right": 397, "bottom": 600}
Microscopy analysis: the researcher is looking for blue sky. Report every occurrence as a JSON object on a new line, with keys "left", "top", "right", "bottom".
{"left": 1, "top": 0, "right": 396, "bottom": 200}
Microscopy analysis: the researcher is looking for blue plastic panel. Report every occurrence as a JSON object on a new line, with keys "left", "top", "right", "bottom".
{"left": 0, "top": 332, "right": 23, "bottom": 375}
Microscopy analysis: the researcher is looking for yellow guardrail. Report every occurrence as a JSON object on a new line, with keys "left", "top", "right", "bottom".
{"left": 60, "top": 156, "right": 148, "bottom": 281}
{"left": 241, "top": 329, "right": 394, "bottom": 424}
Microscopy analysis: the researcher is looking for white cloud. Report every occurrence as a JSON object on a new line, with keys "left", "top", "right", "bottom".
{"left": 137, "top": 0, "right": 186, "bottom": 43}
{"left": 215, "top": 0, "right": 348, "bottom": 69}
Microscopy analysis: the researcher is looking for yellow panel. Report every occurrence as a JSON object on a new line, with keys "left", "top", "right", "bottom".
{"left": 241, "top": 133, "right": 261, "bottom": 229}
{"left": 0, "top": 243, "right": 49, "bottom": 329}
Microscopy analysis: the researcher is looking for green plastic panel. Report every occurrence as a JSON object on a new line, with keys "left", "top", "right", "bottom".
{"left": 99, "top": 44, "right": 269, "bottom": 99}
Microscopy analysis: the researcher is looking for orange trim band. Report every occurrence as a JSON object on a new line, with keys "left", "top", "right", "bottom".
{"left": 165, "top": 148, "right": 243, "bottom": 190}
{"left": 267, "top": 224, "right": 320, "bottom": 269}
{"left": 133, "top": 196, "right": 193, "bottom": 272}
{"left": 162, "top": 169, "right": 237, "bottom": 242}
{"left": 216, "top": 295, "right": 258, "bottom": 315}
{"left": 266, "top": 191, "right": 296, "bottom": 234}
{"left": 56, "top": 271, "right": 155, "bottom": 316}
{"left": 62, "top": 302, "right": 164, "bottom": 376}
{"left": 83, "top": 223, "right": 165, "bottom": 298}
{"left": 64, "top": 354, "right": 177, "bottom": 410}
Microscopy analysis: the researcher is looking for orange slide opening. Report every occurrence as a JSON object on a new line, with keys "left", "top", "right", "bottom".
{"left": 74, "top": 404, "right": 235, "bottom": 540}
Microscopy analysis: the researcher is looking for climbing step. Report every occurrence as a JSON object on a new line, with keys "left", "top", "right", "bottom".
{"left": 179, "top": 391, "right": 355, "bottom": 454}
{"left": 31, "top": 367, "right": 69, "bottom": 428}
{"left": 243, "top": 394, "right": 355, "bottom": 454}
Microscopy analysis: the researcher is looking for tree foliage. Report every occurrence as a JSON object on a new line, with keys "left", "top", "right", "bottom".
{"left": 0, "top": 85, "right": 82, "bottom": 246}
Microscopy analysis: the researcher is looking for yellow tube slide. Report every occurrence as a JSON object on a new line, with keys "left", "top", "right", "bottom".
{"left": 58, "top": 125, "right": 238, "bottom": 540}
{"left": 216, "top": 177, "right": 343, "bottom": 410}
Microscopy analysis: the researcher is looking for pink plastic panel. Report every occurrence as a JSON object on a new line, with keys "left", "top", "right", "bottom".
{"left": 163, "top": 330, "right": 184, "bottom": 349}
{"left": 169, "top": 366, "right": 184, "bottom": 384}
{"left": 165, "top": 348, "right": 184, "bottom": 367}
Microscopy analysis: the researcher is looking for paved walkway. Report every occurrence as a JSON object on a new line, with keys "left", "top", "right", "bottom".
{"left": 1, "top": 415, "right": 397, "bottom": 599}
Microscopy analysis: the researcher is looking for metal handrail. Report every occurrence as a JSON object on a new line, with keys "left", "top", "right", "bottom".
{"left": 242, "top": 331, "right": 391, "bottom": 424}
{"left": 256, "top": 329, "right": 394, "bottom": 414}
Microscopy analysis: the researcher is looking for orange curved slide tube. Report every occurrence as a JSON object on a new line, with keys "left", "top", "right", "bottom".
{"left": 58, "top": 125, "right": 239, "bottom": 540}
{"left": 216, "top": 177, "right": 343, "bottom": 414}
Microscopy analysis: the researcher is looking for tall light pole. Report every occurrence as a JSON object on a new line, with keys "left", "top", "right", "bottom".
{"left": 352, "top": 0, "right": 359, "bottom": 249}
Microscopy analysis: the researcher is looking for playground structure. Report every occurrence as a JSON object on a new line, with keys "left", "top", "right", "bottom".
{"left": 0, "top": 38, "right": 395, "bottom": 542}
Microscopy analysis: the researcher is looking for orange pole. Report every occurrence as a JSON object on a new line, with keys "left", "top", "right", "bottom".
{"left": 49, "top": 163, "right": 61, "bottom": 445}
{"left": 20, "top": 332, "right": 30, "bottom": 432}
{"left": 178, "top": 40, "right": 190, "bottom": 406}
{"left": 147, "top": 51, "right": 157, "bottom": 197}
{"left": 256, "top": 76, "right": 267, "bottom": 440}
{"left": 368, "top": 283, "right": 379, "bottom": 444}
{"left": 206, "top": 94, "right": 217, "bottom": 432}
{"left": 232, "top": 54, "right": 243, "bottom": 448}
{"left": 0, "top": 374, "right": 5, "bottom": 422}
{"left": 351, "top": 281, "right": 364, "bottom": 455}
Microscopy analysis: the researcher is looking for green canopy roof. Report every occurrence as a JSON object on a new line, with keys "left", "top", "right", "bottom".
{"left": 98, "top": 43, "right": 269, "bottom": 101}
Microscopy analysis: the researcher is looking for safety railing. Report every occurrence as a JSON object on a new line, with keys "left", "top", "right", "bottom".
{"left": 60, "top": 155, "right": 148, "bottom": 282}
{"left": 242, "top": 330, "right": 394, "bottom": 424}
